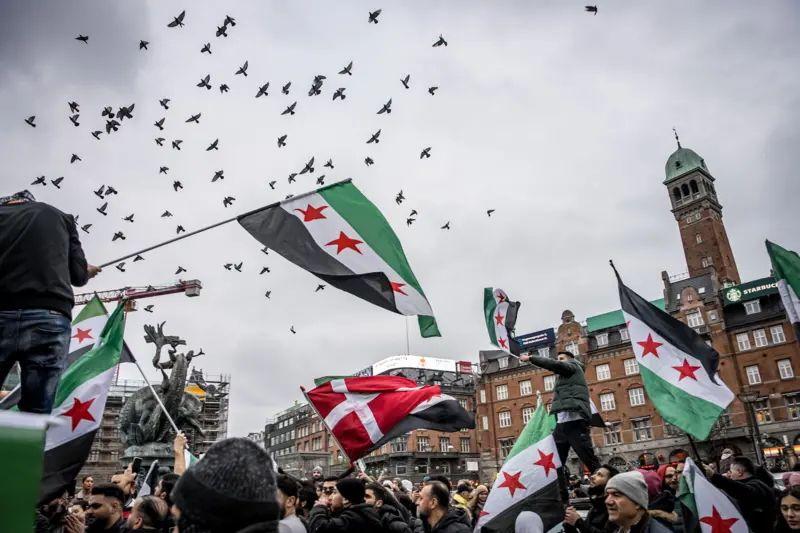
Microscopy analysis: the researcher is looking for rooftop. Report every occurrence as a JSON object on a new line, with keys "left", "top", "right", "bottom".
{"left": 586, "top": 298, "right": 665, "bottom": 333}
{"left": 664, "top": 146, "right": 709, "bottom": 184}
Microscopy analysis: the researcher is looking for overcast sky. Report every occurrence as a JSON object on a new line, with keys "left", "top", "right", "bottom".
{"left": 2, "top": 1, "right": 798, "bottom": 436}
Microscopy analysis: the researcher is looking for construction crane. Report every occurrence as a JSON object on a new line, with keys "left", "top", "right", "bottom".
{"left": 74, "top": 279, "right": 202, "bottom": 311}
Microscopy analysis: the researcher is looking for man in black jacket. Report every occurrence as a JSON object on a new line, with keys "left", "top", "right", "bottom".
{"left": 309, "top": 477, "right": 384, "bottom": 533}
{"left": 417, "top": 481, "right": 471, "bottom": 533}
{"left": 0, "top": 191, "right": 100, "bottom": 413}
{"left": 564, "top": 464, "right": 619, "bottom": 533}
{"left": 703, "top": 456, "right": 776, "bottom": 533}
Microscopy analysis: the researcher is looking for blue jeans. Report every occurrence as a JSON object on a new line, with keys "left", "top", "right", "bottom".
{"left": 0, "top": 309, "right": 71, "bottom": 414}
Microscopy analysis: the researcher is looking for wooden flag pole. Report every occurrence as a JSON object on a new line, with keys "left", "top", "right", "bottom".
{"left": 686, "top": 434, "right": 703, "bottom": 465}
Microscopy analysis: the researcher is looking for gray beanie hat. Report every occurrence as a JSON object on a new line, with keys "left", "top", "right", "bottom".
{"left": 606, "top": 471, "right": 648, "bottom": 509}
{"left": 172, "top": 438, "right": 279, "bottom": 531}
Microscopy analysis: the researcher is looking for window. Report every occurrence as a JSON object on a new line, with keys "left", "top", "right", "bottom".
{"left": 460, "top": 437, "right": 471, "bottom": 453}
{"left": 629, "top": 387, "right": 645, "bottom": 407}
{"left": 753, "top": 329, "right": 768, "bottom": 348}
{"left": 620, "top": 328, "right": 630, "bottom": 341}
{"left": 664, "top": 422, "right": 683, "bottom": 437}
{"left": 498, "top": 411, "right": 512, "bottom": 428}
{"left": 459, "top": 398, "right": 468, "bottom": 410}
{"left": 771, "top": 325, "right": 786, "bottom": 344}
{"left": 778, "top": 359, "right": 794, "bottom": 380}
{"left": 480, "top": 389, "right": 487, "bottom": 404}
{"left": 624, "top": 358, "right": 639, "bottom": 375}
{"left": 754, "top": 399, "right": 772, "bottom": 423}
{"left": 496, "top": 385, "right": 508, "bottom": 400}
{"left": 396, "top": 465, "right": 407, "bottom": 475}
{"left": 686, "top": 311, "right": 704, "bottom": 328}
{"left": 499, "top": 438, "right": 515, "bottom": 459}
{"left": 538, "top": 347, "right": 550, "bottom": 358}
{"left": 519, "top": 380, "right": 532, "bottom": 396}
{"left": 701, "top": 257, "right": 712, "bottom": 268}
{"left": 745, "top": 365, "right": 761, "bottom": 385}
{"left": 498, "top": 356, "right": 509, "bottom": 369}
{"left": 596, "top": 364, "right": 611, "bottom": 381}
{"left": 695, "top": 233, "right": 702, "bottom": 244}
{"left": 596, "top": 333, "right": 609, "bottom": 347}
{"left": 481, "top": 416, "right": 489, "bottom": 431}
{"left": 786, "top": 394, "right": 800, "bottom": 420}
{"left": 543, "top": 375, "right": 556, "bottom": 392}
{"left": 599, "top": 392, "right": 616, "bottom": 411}
{"left": 736, "top": 333, "right": 751, "bottom": 352}
{"left": 714, "top": 408, "right": 732, "bottom": 430}
{"left": 603, "top": 422, "right": 622, "bottom": 445}
{"left": 417, "top": 436, "right": 430, "bottom": 452}
{"left": 564, "top": 341, "right": 580, "bottom": 356}
{"left": 632, "top": 417, "right": 653, "bottom": 441}
{"left": 439, "top": 437, "right": 451, "bottom": 452}
{"left": 312, "top": 437, "right": 322, "bottom": 451}
{"left": 88, "top": 449, "right": 100, "bottom": 462}
{"left": 522, "top": 406, "right": 535, "bottom": 424}
{"left": 744, "top": 300, "right": 761, "bottom": 315}
{"left": 707, "top": 310, "right": 717, "bottom": 321}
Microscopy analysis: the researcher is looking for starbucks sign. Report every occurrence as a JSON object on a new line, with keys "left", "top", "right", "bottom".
{"left": 722, "top": 277, "right": 778, "bottom": 306}
{"left": 725, "top": 287, "right": 742, "bottom": 302}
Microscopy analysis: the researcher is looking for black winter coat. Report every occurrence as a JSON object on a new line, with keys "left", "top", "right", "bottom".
{"left": 378, "top": 504, "right": 413, "bottom": 533}
{"left": 564, "top": 486, "right": 614, "bottom": 533}
{"left": 308, "top": 503, "right": 384, "bottom": 533}
{"left": 425, "top": 508, "right": 472, "bottom": 533}
{"left": 709, "top": 474, "right": 776, "bottom": 533}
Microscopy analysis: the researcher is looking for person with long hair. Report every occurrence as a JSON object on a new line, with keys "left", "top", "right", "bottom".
{"left": 777, "top": 486, "right": 800, "bottom": 532}
{"left": 467, "top": 485, "right": 488, "bottom": 528}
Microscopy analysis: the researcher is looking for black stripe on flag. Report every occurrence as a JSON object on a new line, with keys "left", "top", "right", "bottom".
{"left": 40, "top": 430, "right": 97, "bottom": 504}
{"left": 480, "top": 476, "right": 563, "bottom": 533}
{"left": 615, "top": 270, "right": 721, "bottom": 383}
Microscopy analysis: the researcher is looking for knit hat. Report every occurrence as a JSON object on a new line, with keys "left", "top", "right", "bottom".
{"left": 336, "top": 477, "right": 365, "bottom": 504}
{"left": 606, "top": 471, "right": 648, "bottom": 509}
{"left": 171, "top": 438, "right": 279, "bottom": 531}
{"left": 0, "top": 190, "right": 36, "bottom": 206}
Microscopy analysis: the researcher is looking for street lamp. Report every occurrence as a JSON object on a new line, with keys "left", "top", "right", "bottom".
{"left": 739, "top": 389, "right": 765, "bottom": 465}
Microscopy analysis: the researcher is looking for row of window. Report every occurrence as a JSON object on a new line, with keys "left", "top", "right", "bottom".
{"left": 389, "top": 435, "right": 472, "bottom": 453}
{"left": 745, "top": 359, "right": 794, "bottom": 384}
{"left": 736, "top": 324, "right": 786, "bottom": 352}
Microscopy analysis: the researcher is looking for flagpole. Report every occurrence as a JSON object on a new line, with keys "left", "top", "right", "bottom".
{"left": 404, "top": 316, "right": 410, "bottom": 355}
{"left": 300, "top": 386, "right": 354, "bottom": 467}
{"left": 98, "top": 179, "right": 353, "bottom": 268}
{"left": 686, "top": 434, "right": 703, "bottom": 464}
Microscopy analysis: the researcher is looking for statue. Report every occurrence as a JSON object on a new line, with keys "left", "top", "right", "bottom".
{"left": 118, "top": 322, "right": 205, "bottom": 467}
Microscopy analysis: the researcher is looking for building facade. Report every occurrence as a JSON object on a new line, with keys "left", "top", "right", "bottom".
{"left": 476, "top": 142, "right": 800, "bottom": 479}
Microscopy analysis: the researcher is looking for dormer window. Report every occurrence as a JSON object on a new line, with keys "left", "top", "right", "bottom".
{"left": 675, "top": 160, "right": 682, "bottom": 169}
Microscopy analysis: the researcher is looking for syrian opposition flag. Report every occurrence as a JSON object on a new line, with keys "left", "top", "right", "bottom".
{"left": 484, "top": 288, "right": 521, "bottom": 354}
{"left": 303, "top": 375, "right": 474, "bottom": 461}
{"left": 136, "top": 460, "right": 160, "bottom": 498}
{"left": 239, "top": 180, "right": 439, "bottom": 337}
{"left": 615, "top": 268, "right": 734, "bottom": 440}
{"left": 0, "top": 295, "right": 133, "bottom": 410}
{"left": 0, "top": 411, "right": 49, "bottom": 531}
{"left": 767, "top": 240, "right": 800, "bottom": 326}
{"left": 678, "top": 458, "right": 747, "bottom": 533}
{"left": 588, "top": 398, "right": 606, "bottom": 428}
{"left": 40, "top": 304, "right": 126, "bottom": 503}
{"left": 475, "top": 402, "right": 562, "bottom": 533}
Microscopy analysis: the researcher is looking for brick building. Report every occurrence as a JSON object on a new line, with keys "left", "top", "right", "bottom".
{"left": 475, "top": 141, "right": 800, "bottom": 479}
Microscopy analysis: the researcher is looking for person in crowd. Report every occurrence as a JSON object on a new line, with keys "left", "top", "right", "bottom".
{"left": 603, "top": 471, "right": 671, "bottom": 533}
{"left": 648, "top": 465, "right": 678, "bottom": 527}
{"left": 451, "top": 483, "right": 472, "bottom": 520}
{"left": 569, "top": 474, "right": 588, "bottom": 498}
{"left": 171, "top": 437, "right": 280, "bottom": 532}
{"left": 394, "top": 490, "right": 419, "bottom": 524}
{"left": 703, "top": 455, "right": 776, "bottom": 533}
{"left": 85, "top": 483, "right": 127, "bottom": 533}
{"left": 154, "top": 472, "right": 179, "bottom": 509}
{"left": 35, "top": 491, "right": 71, "bottom": 533}
{"left": 518, "top": 350, "right": 601, "bottom": 498}
{"left": 110, "top": 464, "right": 137, "bottom": 519}
{"left": 308, "top": 477, "right": 384, "bottom": 532}
{"left": 0, "top": 190, "right": 101, "bottom": 414}
{"left": 777, "top": 486, "right": 800, "bottom": 532}
{"left": 172, "top": 432, "right": 188, "bottom": 475}
{"left": 126, "top": 496, "right": 168, "bottom": 531}
{"left": 278, "top": 475, "right": 308, "bottom": 533}
{"left": 76, "top": 475, "right": 94, "bottom": 501}
{"left": 466, "top": 485, "right": 488, "bottom": 528}
{"left": 311, "top": 466, "right": 324, "bottom": 483}
{"left": 364, "top": 482, "right": 413, "bottom": 533}
{"left": 718, "top": 448, "right": 735, "bottom": 476}
{"left": 564, "top": 464, "right": 619, "bottom": 533}
{"left": 320, "top": 476, "right": 339, "bottom": 500}
{"left": 784, "top": 472, "right": 800, "bottom": 489}
{"left": 298, "top": 482, "right": 319, "bottom": 521}
{"left": 416, "top": 481, "right": 471, "bottom": 533}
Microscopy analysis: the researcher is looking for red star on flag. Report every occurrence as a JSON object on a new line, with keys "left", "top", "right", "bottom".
{"left": 494, "top": 312, "right": 505, "bottom": 326}
{"left": 61, "top": 397, "right": 96, "bottom": 431}
{"left": 390, "top": 282, "right": 407, "bottom": 295}
{"left": 294, "top": 204, "right": 328, "bottom": 222}
{"left": 533, "top": 449, "right": 557, "bottom": 477}
{"left": 325, "top": 231, "right": 364, "bottom": 254}
{"left": 497, "top": 470, "right": 526, "bottom": 497}
{"left": 700, "top": 506, "right": 739, "bottom": 533}
{"left": 498, "top": 338, "right": 508, "bottom": 349}
{"left": 637, "top": 333, "right": 663, "bottom": 358}
{"left": 72, "top": 327, "right": 93, "bottom": 343}
{"left": 479, "top": 510, "right": 490, "bottom": 518}
{"left": 672, "top": 358, "right": 702, "bottom": 381}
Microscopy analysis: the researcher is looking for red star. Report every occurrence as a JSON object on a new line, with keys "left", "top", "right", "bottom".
{"left": 61, "top": 397, "right": 96, "bottom": 431}
{"left": 700, "top": 506, "right": 739, "bottom": 533}
{"left": 479, "top": 510, "right": 490, "bottom": 519}
{"left": 325, "top": 231, "right": 364, "bottom": 254}
{"left": 71, "top": 327, "right": 93, "bottom": 343}
{"left": 497, "top": 470, "right": 526, "bottom": 497}
{"left": 498, "top": 337, "right": 508, "bottom": 349}
{"left": 494, "top": 312, "right": 505, "bottom": 326}
{"left": 294, "top": 204, "right": 328, "bottom": 222}
{"left": 672, "top": 358, "right": 702, "bottom": 381}
{"left": 533, "top": 449, "right": 557, "bottom": 477}
{"left": 390, "top": 281, "right": 407, "bottom": 295}
{"left": 637, "top": 333, "right": 663, "bottom": 358}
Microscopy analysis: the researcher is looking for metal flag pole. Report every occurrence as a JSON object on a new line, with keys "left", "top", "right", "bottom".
{"left": 98, "top": 178, "right": 352, "bottom": 268}
{"left": 405, "top": 316, "right": 410, "bottom": 355}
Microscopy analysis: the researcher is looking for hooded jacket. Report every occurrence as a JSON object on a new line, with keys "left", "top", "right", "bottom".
{"left": 525, "top": 355, "right": 591, "bottom": 420}
{"left": 309, "top": 503, "right": 384, "bottom": 533}
{"left": 425, "top": 508, "right": 472, "bottom": 533}
{"left": 377, "top": 504, "right": 413, "bottom": 533}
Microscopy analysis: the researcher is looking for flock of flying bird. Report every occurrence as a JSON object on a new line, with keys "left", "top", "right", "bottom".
{"left": 23, "top": 6, "right": 599, "bottom": 328}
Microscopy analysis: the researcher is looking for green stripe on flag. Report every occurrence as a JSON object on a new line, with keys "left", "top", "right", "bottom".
{"left": 417, "top": 315, "right": 440, "bottom": 338}
{"left": 72, "top": 295, "right": 107, "bottom": 324}
{"left": 0, "top": 412, "right": 48, "bottom": 532}
{"left": 507, "top": 402, "right": 555, "bottom": 461}
{"left": 53, "top": 305, "right": 126, "bottom": 407}
{"left": 484, "top": 288, "right": 498, "bottom": 345}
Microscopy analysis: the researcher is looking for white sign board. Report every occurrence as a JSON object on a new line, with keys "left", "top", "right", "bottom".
{"left": 372, "top": 355, "right": 458, "bottom": 375}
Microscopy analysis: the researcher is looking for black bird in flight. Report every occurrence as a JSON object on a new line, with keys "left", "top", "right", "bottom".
{"left": 81, "top": 223, "right": 92, "bottom": 233}
{"left": 428, "top": 86, "right": 438, "bottom": 95}
{"left": 168, "top": 10, "right": 186, "bottom": 28}
{"left": 92, "top": 130, "right": 103, "bottom": 139}
{"left": 420, "top": 147, "right": 432, "bottom": 159}
{"left": 332, "top": 88, "right": 346, "bottom": 101}
{"left": 368, "top": 9, "right": 382, "bottom": 24}
{"left": 212, "top": 170, "right": 224, "bottom": 182}
{"left": 186, "top": 113, "right": 201, "bottom": 124}
{"left": 268, "top": 180, "right": 277, "bottom": 189}
{"left": 364, "top": 157, "right": 374, "bottom": 166}
{"left": 175, "top": 266, "right": 187, "bottom": 275}
{"left": 315, "top": 284, "right": 326, "bottom": 292}
{"left": 282, "top": 82, "right": 291, "bottom": 95}
{"left": 288, "top": 173, "right": 297, "bottom": 184}
{"left": 223, "top": 196, "right": 235, "bottom": 207}
{"left": 69, "top": 114, "right": 80, "bottom": 126}
{"left": 216, "top": 25, "right": 228, "bottom": 38}
{"left": 264, "top": 291, "right": 271, "bottom": 299}
{"left": 308, "top": 79, "right": 323, "bottom": 96}
{"left": 94, "top": 185, "right": 106, "bottom": 198}
{"left": 235, "top": 61, "right": 249, "bottom": 76}
{"left": 224, "top": 15, "right": 236, "bottom": 26}
{"left": 324, "top": 159, "right": 334, "bottom": 169}
{"left": 409, "top": 209, "right": 418, "bottom": 217}
{"left": 487, "top": 209, "right": 495, "bottom": 217}
{"left": 106, "top": 119, "right": 120, "bottom": 133}
{"left": 290, "top": 326, "right": 296, "bottom": 334}
{"left": 123, "top": 213, "right": 135, "bottom": 222}
{"left": 154, "top": 117, "right": 165, "bottom": 130}
{"left": 219, "top": 83, "right": 229, "bottom": 93}
{"left": 201, "top": 42, "right": 211, "bottom": 54}
{"left": 441, "top": 221, "right": 451, "bottom": 230}
{"left": 339, "top": 61, "right": 353, "bottom": 75}
{"left": 68, "top": 101, "right": 79, "bottom": 113}
{"left": 116, "top": 263, "right": 126, "bottom": 272}
{"left": 70, "top": 154, "right": 81, "bottom": 163}
{"left": 134, "top": 255, "right": 144, "bottom": 262}
{"left": 96, "top": 202, "right": 108, "bottom": 216}
{"left": 585, "top": 5, "right": 598, "bottom": 15}
{"left": 207, "top": 139, "right": 219, "bottom": 151}
{"left": 159, "top": 98, "right": 170, "bottom": 109}
{"left": 401, "top": 74, "right": 410, "bottom": 89}
{"left": 139, "top": 40, "right": 149, "bottom": 50}
{"left": 161, "top": 210, "right": 172, "bottom": 217}
{"left": 176, "top": 225, "right": 185, "bottom": 234}
{"left": 256, "top": 83, "right": 270, "bottom": 98}
{"left": 316, "top": 175, "right": 326, "bottom": 185}
{"left": 144, "top": 305, "right": 154, "bottom": 312}
{"left": 224, "top": 263, "right": 233, "bottom": 270}
{"left": 395, "top": 190, "right": 404, "bottom": 204}
{"left": 432, "top": 34, "right": 448, "bottom": 47}
{"left": 367, "top": 129, "right": 381, "bottom": 144}
{"left": 406, "top": 218, "right": 415, "bottom": 226}
{"left": 197, "top": 74, "right": 212, "bottom": 90}
{"left": 377, "top": 98, "right": 392, "bottom": 114}
{"left": 25, "top": 116, "right": 36, "bottom": 127}
{"left": 112, "top": 231, "right": 126, "bottom": 241}
{"left": 31, "top": 176, "right": 46, "bottom": 186}
{"left": 102, "top": 106, "right": 114, "bottom": 118}
{"left": 300, "top": 157, "right": 315, "bottom": 174}
{"left": 234, "top": 262, "right": 243, "bottom": 272}
{"left": 277, "top": 135, "right": 287, "bottom": 147}
{"left": 173, "top": 180, "right": 183, "bottom": 191}
{"left": 260, "top": 267, "right": 270, "bottom": 275}
{"left": 76, "top": 35, "right": 89, "bottom": 44}
{"left": 172, "top": 139, "right": 183, "bottom": 150}
{"left": 261, "top": 247, "right": 270, "bottom": 255}
{"left": 51, "top": 176, "right": 64, "bottom": 189}
{"left": 282, "top": 102, "right": 297, "bottom": 115}
{"left": 155, "top": 137, "right": 165, "bottom": 146}
{"left": 116, "top": 104, "right": 134, "bottom": 120}
{"left": 105, "top": 186, "right": 118, "bottom": 195}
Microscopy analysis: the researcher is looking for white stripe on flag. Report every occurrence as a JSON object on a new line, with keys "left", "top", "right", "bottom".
{"left": 323, "top": 380, "right": 384, "bottom": 443}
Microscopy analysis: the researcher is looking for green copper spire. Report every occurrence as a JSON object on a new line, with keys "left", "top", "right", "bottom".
{"left": 664, "top": 132, "right": 708, "bottom": 183}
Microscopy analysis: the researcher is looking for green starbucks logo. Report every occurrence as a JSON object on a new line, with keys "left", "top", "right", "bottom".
{"left": 726, "top": 287, "right": 742, "bottom": 302}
